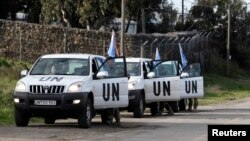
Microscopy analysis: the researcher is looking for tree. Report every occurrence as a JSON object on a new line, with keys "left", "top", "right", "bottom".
{"left": 156, "top": 0, "right": 177, "bottom": 33}
{"left": 27, "top": 0, "right": 42, "bottom": 23}
{"left": 40, "top": 0, "right": 81, "bottom": 27}
{"left": 78, "top": 0, "right": 120, "bottom": 30}
{"left": 0, "top": 0, "right": 17, "bottom": 20}
{"left": 189, "top": 1, "right": 216, "bottom": 31}
{"left": 189, "top": 0, "right": 250, "bottom": 69}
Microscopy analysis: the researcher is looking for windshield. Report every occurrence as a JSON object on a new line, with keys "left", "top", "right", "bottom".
{"left": 127, "top": 62, "right": 141, "bottom": 76}
{"left": 30, "top": 58, "right": 89, "bottom": 76}
{"left": 152, "top": 60, "right": 178, "bottom": 77}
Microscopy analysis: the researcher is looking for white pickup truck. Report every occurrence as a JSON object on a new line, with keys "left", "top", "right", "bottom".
{"left": 126, "top": 58, "right": 204, "bottom": 117}
{"left": 13, "top": 54, "right": 128, "bottom": 128}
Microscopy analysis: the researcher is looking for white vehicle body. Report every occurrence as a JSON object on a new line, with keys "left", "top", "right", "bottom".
{"left": 177, "top": 63, "right": 204, "bottom": 111}
{"left": 179, "top": 77, "right": 204, "bottom": 99}
{"left": 13, "top": 54, "right": 128, "bottom": 128}
{"left": 126, "top": 58, "right": 181, "bottom": 117}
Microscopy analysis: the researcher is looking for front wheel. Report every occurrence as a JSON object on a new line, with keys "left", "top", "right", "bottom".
{"left": 15, "top": 108, "right": 29, "bottom": 127}
{"left": 78, "top": 98, "right": 93, "bottom": 128}
{"left": 133, "top": 94, "right": 144, "bottom": 118}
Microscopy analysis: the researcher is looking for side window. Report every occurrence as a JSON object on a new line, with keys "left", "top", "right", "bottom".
{"left": 183, "top": 63, "right": 201, "bottom": 77}
{"left": 153, "top": 61, "right": 178, "bottom": 77}
{"left": 99, "top": 57, "right": 126, "bottom": 78}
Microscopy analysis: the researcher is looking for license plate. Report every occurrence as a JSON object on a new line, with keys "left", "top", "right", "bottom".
{"left": 34, "top": 100, "right": 56, "bottom": 105}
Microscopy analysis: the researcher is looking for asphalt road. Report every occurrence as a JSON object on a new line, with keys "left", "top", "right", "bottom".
{"left": 1, "top": 98, "right": 250, "bottom": 141}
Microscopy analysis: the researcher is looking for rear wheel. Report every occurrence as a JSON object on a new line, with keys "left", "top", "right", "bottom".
{"left": 15, "top": 108, "right": 29, "bottom": 127}
{"left": 78, "top": 98, "right": 93, "bottom": 128}
{"left": 133, "top": 94, "right": 144, "bottom": 118}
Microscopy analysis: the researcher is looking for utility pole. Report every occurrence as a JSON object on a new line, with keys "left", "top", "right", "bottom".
{"left": 227, "top": 2, "right": 230, "bottom": 76}
{"left": 120, "top": 0, "right": 126, "bottom": 56}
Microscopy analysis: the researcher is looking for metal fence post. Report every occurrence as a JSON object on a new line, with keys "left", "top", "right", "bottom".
{"left": 141, "top": 40, "right": 148, "bottom": 58}
{"left": 102, "top": 40, "right": 106, "bottom": 56}
{"left": 19, "top": 26, "right": 22, "bottom": 61}
{"left": 63, "top": 28, "right": 67, "bottom": 53}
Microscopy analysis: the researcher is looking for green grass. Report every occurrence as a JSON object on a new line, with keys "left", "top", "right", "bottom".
{"left": 199, "top": 72, "right": 250, "bottom": 105}
{"left": 0, "top": 107, "right": 14, "bottom": 125}
{"left": 0, "top": 58, "right": 32, "bottom": 125}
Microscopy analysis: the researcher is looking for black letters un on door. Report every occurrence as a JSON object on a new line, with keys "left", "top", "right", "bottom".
{"left": 153, "top": 81, "right": 170, "bottom": 96}
{"left": 102, "top": 83, "right": 120, "bottom": 101}
{"left": 185, "top": 80, "right": 197, "bottom": 94}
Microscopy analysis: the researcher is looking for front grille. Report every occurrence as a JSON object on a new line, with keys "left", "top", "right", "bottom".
{"left": 29, "top": 85, "right": 65, "bottom": 94}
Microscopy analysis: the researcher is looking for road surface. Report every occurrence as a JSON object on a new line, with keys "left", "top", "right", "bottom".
{"left": 1, "top": 98, "right": 250, "bottom": 141}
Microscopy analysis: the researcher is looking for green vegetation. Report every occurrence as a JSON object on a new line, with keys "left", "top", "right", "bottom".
{"left": 0, "top": 58, "right": 32, "bottom": 125}
{"left": 200, "top": 73, "right": 250, "bottom": 105}
{"left": 0, "top": 58, "right": 249, "bottom": 125}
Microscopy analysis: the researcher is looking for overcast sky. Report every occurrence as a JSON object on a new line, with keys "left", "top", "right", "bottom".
{"left": 172, "top": 0, "right": 250, "bottom": 13}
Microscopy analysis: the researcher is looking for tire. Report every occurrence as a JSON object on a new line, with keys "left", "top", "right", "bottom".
{"left": 169, "top": 101, "right": 179, "bottom": 113}
{"left": 133, "top": 95, "right": 144, "bottom": 118}
{"left": 15, "top": 108, "right": 29, "bottom": 127}
{"left": 178, "top": 99, "right": 187, "bottom": 111}
{"left": 78, "top": 98, "right": 93, "bottom": 128}
{"left": 44, "top": 117, "right": 56, "bottom": 124}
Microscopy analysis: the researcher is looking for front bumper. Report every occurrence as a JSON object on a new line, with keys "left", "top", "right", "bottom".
{"left": 13, "top": 92, "right": 88, "bottom": 118}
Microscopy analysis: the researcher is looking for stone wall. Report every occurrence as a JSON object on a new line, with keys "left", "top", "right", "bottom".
{"left": 0, "top": 19, "right": 196, "bottom": 62}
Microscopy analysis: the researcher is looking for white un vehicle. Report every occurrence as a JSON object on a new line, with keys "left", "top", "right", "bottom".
{"left": 126, "top": 58, "right": 204, "bottom": 117}
{"left": 13, "top": 54, "right": 128, "bottom": 128}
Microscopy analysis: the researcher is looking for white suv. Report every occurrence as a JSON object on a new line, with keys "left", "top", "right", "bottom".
{"left": 13, "top": 54, "right": 128, "bottom": 128}
{"left": 126, "top": 58, "right": 181, "bottom": 117}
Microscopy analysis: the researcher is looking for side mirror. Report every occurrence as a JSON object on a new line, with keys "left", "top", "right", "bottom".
{"left": 21, "top": 70, "right": 28, "bottom": 77}
{"left": 147, "top": 72, "right": 155, "bottom": 79}
{"left": 180, "top": 72, "right": 189, "bottom": 78}
{"left": 96, "top": 71, "right": 109, "bottom": 79}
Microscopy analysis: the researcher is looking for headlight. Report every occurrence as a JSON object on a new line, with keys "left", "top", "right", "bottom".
{"left": 15, "top": 81, "right": 26, "bottom": 92}
{"left": 67, "top": 81, "right": 83, "bottom": 93}
{"left": 128, "top": 83, "right": 136, "bottom": 89}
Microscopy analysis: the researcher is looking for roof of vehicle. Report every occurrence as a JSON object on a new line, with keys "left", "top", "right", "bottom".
{"left": 40, "top": 53, "right": 105, "bottom": 59}
{"left": 126, "top": 57, "right": 152, "bottom": 62}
